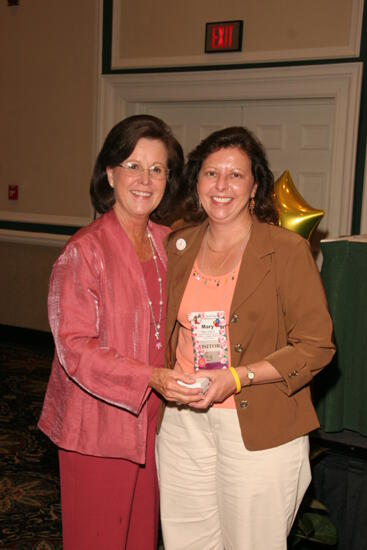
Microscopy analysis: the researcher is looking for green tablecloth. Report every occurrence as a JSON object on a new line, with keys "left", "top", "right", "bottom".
{"left": 315, "top": 239, "right": 367, "bottom": 435}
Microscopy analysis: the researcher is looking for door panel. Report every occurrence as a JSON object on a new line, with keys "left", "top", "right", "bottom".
{"left": 143, "top": 98, "right": 334, "bottom": 234}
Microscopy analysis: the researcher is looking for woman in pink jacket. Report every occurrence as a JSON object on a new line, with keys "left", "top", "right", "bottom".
{"left": 38, "top": 115, "right": 202, "bottom": 549}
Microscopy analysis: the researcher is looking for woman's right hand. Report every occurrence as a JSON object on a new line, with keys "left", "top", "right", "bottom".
{"left": 149, "top": 369, "right": 204, "bottom": 404}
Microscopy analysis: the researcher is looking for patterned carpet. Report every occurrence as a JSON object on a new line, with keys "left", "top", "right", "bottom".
{"left": 0, "top": 326, "right": 340, "bottom": 549}
{"left": 0, "top": 328, "right": 62, "bottom": 549}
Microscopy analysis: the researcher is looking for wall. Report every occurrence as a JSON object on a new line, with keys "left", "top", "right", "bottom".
{"left": 0, "top": 1, "right": 100, "bottom": 219}
{"left": 0, "top": 1, "right": 100, "bottom": 330}
{"left": 0, "top": 0, "right": 364, "bottom": 331}
{"left": 0, "top": 241, "right": 61, "bottom": 331}
{"left": 112, "top": 0, "right": 361, "bottom": 68}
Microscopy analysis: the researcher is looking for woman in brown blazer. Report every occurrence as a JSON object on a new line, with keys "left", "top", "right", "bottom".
{"left": 156, "top": 126, "right": 335, "bottom": 550}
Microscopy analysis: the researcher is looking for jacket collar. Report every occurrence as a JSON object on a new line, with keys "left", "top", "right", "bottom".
{"left": 168, "top": 216, "right": 275, "bottom": 321}
{"left": 104, "top": 209, "right": 168, "bottom": 269}
{"left": 170, "top": 219, "right": 209, "bottom": 258}
{"left": 231, "top": 216, "right": 274, "bottom": 313}
{"left": 166, "top": 221, "right": 207, "bottom": 339}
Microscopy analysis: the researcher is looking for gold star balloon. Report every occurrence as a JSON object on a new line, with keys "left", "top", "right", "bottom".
{"left": 274, "top": 170, "right": 325, "bottom": 240}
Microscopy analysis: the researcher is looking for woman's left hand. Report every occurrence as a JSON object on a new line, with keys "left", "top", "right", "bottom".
{"left": 149, "top": 368, "right": 204, "bottom": 404}
{"left": 188, "top": 369, "right": 237, "bottom": 409}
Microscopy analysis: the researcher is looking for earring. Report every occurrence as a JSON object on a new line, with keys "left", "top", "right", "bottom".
{"left": 249, "top": 197, "right": 255, "bottom": 215}
{"left": 197, "top": 195, "right": 202, "bottom": 211}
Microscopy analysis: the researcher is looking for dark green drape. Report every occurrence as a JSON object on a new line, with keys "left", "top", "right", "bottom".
{"left": 315, "top": 240, "right": 367, "bottom": 435}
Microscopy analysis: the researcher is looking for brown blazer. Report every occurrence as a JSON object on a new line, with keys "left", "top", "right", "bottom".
{"left": 163, "top": 216, "right": 335, "bottom": 451}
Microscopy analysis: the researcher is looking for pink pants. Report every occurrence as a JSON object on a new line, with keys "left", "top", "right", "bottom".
{"left": 58, "top": 394, "right": 160, "bottom": 550}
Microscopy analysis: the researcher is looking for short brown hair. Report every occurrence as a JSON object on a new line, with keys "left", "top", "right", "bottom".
{"left": 90, "top": 115, "right": 184, "bottom": 223}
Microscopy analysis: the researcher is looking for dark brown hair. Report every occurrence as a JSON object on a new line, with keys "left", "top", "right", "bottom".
{"left": 179, "top": 126, "right": 279, "bottom": 224}
{"left": 90, "top": 114, "right": 184, "bottom": 223}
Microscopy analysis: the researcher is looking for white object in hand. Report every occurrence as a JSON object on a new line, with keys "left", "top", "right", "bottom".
{"left": 177, "top": 377, "right": 210, "bottom": 393}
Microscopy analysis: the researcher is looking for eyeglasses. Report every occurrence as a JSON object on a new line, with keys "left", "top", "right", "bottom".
{"left": 119, "top": 161, "right": 170, "bottom": 181}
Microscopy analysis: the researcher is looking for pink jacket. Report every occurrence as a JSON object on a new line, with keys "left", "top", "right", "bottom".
{"left": 38, "top": 209, "right": 169, "bottom": 463}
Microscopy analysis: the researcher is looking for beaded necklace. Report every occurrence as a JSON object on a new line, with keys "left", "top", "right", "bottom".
{"left": 146, "top": 230, "right": 163, "bottom": 350}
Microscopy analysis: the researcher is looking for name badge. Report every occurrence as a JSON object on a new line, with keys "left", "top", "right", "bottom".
{"left": 188, "top": 310, "right": 229, "bottom": 371}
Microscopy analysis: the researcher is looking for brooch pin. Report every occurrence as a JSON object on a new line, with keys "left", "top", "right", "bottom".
{"left": 176, "top": 238, "right": 186, "bottom": 251}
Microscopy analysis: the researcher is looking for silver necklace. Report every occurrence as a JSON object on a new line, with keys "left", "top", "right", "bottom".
{"left": 193, "top": 222, "right": 253, "bottom": 286}
{"left": 146, "top": 230, "right": 163, "bottom": 350}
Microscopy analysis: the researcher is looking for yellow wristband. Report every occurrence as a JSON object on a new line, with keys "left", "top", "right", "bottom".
{"left": 228, "top": 366, "right": 242, "bottom": 394}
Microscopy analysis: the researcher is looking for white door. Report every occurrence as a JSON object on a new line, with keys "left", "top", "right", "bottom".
{"left": 244, "top": 98, "right": 334, "bottom": 236}
{"left": 141, "top": 98, "right": 334, "bottom": 235}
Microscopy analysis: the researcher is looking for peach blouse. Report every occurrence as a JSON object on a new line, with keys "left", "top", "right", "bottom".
{"left": 175, "top": 259, "right": 242, "bottom": 409}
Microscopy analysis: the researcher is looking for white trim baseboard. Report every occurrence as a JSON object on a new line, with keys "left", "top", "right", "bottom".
{"left": 0, "top": 211, "right": 92, "bottom": 227}
{"left": 0, "top": 229, "right": 69, "bottom": 247}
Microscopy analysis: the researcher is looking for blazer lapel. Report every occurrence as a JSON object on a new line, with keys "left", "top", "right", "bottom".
{"left": 231, "top": 218, "right": 274, "bottom": 314}
{"left": 166, "top": 221, "right": 208, "bottom": 342}
{"left": 166, "top": 218, "right": 274, "bottom": 343}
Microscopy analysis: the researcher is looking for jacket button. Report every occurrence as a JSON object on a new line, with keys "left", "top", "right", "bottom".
{"left": 288, "top": 370, "right": 299, "bottom": 378}
{"left": 240, "top": 400, "right": 249, "bottom": 408}
{"left": 230, "top": 313, "right": 239, "bottom": 323}
{"left": 234, "top": 344, "right": 243, "bottom": 353}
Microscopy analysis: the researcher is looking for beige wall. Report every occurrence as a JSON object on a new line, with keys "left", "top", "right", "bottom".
{"left": 0, "top": 1, "right": 99, "bottom": 331}
{"left": 0, "top": 242, "right": 60, "bottom": 331}
{"left": 0, "top": 1, "right": 100, "bottom": 219}
{"left": 0, "top": 0, "right": 363, "bottom": 331}
{"left": 114, "top": 0, "right": 357, "bottom": 67}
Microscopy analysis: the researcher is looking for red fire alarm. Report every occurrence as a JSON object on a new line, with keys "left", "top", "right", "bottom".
{"left": 205, "top": 20, "right": 243, "bottom": 53}
{"left": 8, "top": 185, "right": 19, "bottom": 200}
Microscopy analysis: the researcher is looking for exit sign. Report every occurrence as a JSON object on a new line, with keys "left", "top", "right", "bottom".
{"left": 205, "top": 20, "right": 243, "bottom": 53}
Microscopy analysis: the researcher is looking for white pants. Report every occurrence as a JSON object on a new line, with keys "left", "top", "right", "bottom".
{"left": 157, "top": 406, "right": 311, "bottom": 550}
